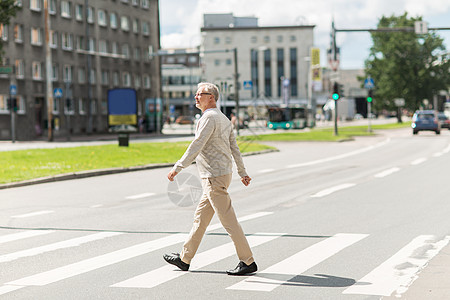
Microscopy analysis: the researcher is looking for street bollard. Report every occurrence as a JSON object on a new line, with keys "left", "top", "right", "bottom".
{"left": 118, "top": 133, "right": 129, "bottom": 147}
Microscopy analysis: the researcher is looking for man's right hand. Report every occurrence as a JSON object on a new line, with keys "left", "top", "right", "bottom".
{"left": 167, "top": 170, "right": 178, "bottom": 181}
{"left": 241, "top": 176, "right": 252, "bottom": 186}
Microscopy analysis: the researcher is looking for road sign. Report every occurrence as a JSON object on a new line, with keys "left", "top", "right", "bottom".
{"left": 243, "top": 81, "right": 253, "bottom": 90}
{"left": 394, "top": 98, "right": 405, "bottom": 107}
{"left": 10, "top": 85, "right": 17, "bottom": 96}
{"left": 364, "top": 77, "right": 375, "bottom": 89}
{"left": 0, "top": 66, "right": 13, "bottom": 74}
{"left": 54, "top": 88, "right": 63, "bottom": 98}
{"left": 414, "top": 21, "right": 428, "bottom": 34}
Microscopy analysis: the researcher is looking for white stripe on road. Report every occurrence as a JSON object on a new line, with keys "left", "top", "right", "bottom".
{"left": 111, "top": 232, "right": 283, "bottom": 289}
{"left": 5, "top": 233, "right": 189, "bottom": 287}
{"left": 411, "top": 158, "right": 427, "bottom": 165}
{"left": 343, "top": 235, "right": 450, "bottom": 297}
{"left": 287, "top": 138, "right": 390, "bottom": 169}
{"left": 374, "top": 167, "right": 400, "bottom": 178}
{"left": 433, "top": 152, "right": 444, "bottom": 157}
{"left": 125, "top": 193, "right": 156, "bottom": 200}
{"left": 258, "top": 169, "right": 275, "bottom": 174}
{"left": 0, "top": 230, "right": 54, "bottom": 244}
{"left": 227, "top": 233, "right": 369, "bottom": 292}
{"left": 310, "top": 183, "right": 356, "bottom": 198}
{"left": 11, "top": 210, "right": 54, "bottom": 218}
{"left": 1, "top": 212, "right": 271, "bottom": 294}
{"left": 0, "top": 232, "right": 122, "bottom": 263}
{"left": 0, "top": 285, "right": 25, "bottom": 296}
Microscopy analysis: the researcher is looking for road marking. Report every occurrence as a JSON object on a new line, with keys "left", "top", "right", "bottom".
{"left": 11, "top": 210, "right": 54, "bottom": 218}
{"left": 90, "top": 204, "right": 103, "bottom": 208}
{"left": 287, "top": 138, "right": 390, "bottom": 169}
{"left": 258, "top": 169, "right": 275, "bottom": 174}
{"left": 0, "top": 230, "right": 54, "bottom": 244}
{"left": 343, "top": 235, "right": 450, "bottom": 297}
{"left": 0, "top": 286, "right": 24, "bottom": 296}
{"left": 0, "top": 212, "right": 271, "bottom": 294}
{"left": 443, "top": 144, "right": 450, "bottom": 153}
{"left": 227, "top": 233, "right": 369, "bottom": 292}
{"left": 111, "top": 232, "right": 283, "bottom": 289}
{"left": 0, "top": 232, "right": 122, "bottom": 263}
{"left": 125, "top": 193, "right": 156, "bottom": 200}
{"left": 411, "top": 158, "right": 427, "bottom": 165}
{"left": 433, "top": 152, "right": 444, "bottom": 157}
{"left": 310, "top": 183, "right": 356, "bottom": 198}
{"left": 374, "top": 167, "right": 400, "bottom": 178}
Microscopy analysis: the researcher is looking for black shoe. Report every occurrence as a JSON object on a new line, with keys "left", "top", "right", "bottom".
{"left": 163, "top": 253, "right": 190, "bottom": 271}
{"left": 226, "top": 261, "right": 257, "bottom": 276}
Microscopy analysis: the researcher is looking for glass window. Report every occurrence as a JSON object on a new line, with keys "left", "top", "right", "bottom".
{"left": 111, "top": 42, "right": 118, "bottom": 55}
{"left": 32, "top": 61, "right": 43, "bottom": 80}
{"left": 49, "top": 0, "right": 56, "bottom": 14}
{"left": 88, "top": 38, "right": 95, "bottom": 52}
{"left": 31, "top": 27, "right": 42, "bottom": 45}
{"left": 15, "top": 59, "right": 24, "bottom": 79}
{"left": 50, "top": 30, "right": 57, "bottom": 48}
{"left": 290, "top": 35, "right": 296, "bottom": 42}
{"left": 65, "top": 98, "right": 74, "bottom": 114}
{"left": 76, "top": 36, "right": 84, "bottom": 50}
{"left": 87, "top": 7, "right": 94, "bottom": 23}
{"left": 99, "top": 40, "right": 108, "bottom": 54}
{"left": 61, "top": 33, "right": 73, "bottom": 50}
{"left": 98, "top": 10, "right": 107, "bottom": 26}
{"left": 78, "top": 67, "right": 86, "bottom": 83}
{"left": 52, "top": 63, "right": 58, "bottom": 81}
{"left": 141, "top": 0, "right": 149, "bottom": 8}
{"left": 214, "top": 37, "right": 220, "bottom": 44}
{"left": 141, "top": 21, "right": 149, "bottom": 35}
{"left": 17, "top": 96, "right": 26, "bottom": 114}
{"left": 14, "top": 24, "right": 23, "bottom": 42}
{"left": 110, "top": 12, "right": 117, "bottom": 29}
{"left": 0, "top": 95, "right": 8, "bottom": 112}
{"left": 63, "top": 65, "right": 73, "bottom": 82}
{"left": 132, "top": 19, "right": 139, "bottom": 33}
{"left": 0, "top": 25, "right": 8, "bottom": 41}
{"left": 89, "top": 69, "right": 96, "bottom": 84}
{"left": 52, "top": 96, "right": 59, "bottom": 113}
{"left": 132, "top": 0, "right": 139, "bottom": 6}
{"left": 122, "top": 72, "right": 131, "bottom": 87}
{"left": 134, "top": 47, "right": 140, "bottom": 60}
{"left": 101, "top": 70, "right": 109, "bottom": 85}
{"left": 75, "top": 4, "right": 83, "bottom": 21}
{"left": 134, "top": 75, "right": 141, "bottom": 88}
{"left": 143, "top": 74, "right": 150, "bottom": 88}
{"left": 113, "top": 71, "right": 119, "bottom": 86}
{"left": 30, "top": 0, "right": 41, "bottom": 11}
{"left": 61, "top": 1, "right": 71, "bottom": 18}
{"left": 122, "top": 44, "right": 130, "bottom": 59}
{"left": 121, "top": 16, "right": 130, "bottom": 31}
{"left": 79, "top": 98, "right": 86, "bottom": 114}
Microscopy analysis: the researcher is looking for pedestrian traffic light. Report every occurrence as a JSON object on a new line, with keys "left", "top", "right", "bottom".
{"left": 367, "top": 89, "right": 373, "bottom": 103}
{"left": 332, "top": 82, "right": 340, "bottom": 100}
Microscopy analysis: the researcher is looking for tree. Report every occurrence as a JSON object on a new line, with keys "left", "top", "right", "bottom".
{"left": 0, "top": 0, "right": 21, "bottom": 62}
{"left": 363, "top": 13, "right": 450, "bottom": 117}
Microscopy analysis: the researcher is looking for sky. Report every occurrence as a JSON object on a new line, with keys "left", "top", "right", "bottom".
{"left": 158, "top": 0, "right": 450, "bottom": 70}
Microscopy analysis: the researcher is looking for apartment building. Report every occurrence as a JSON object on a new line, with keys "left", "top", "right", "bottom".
{"left": 200, "top": 14, "right": 314, "bottom": 106}
{"left": 0, "top": 0, "right": 161, "bottom": 140}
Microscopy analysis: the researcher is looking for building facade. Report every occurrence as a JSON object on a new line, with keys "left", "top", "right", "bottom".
{"left": 200, "top": 14, "right": 314, "bottom": 106}
{"left": 0, "top": 0, "right": 161, "bottom": 140}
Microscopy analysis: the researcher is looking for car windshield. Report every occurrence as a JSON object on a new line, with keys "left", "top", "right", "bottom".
{"left": 416, "top": 113, "right": 434, "bottom": 120}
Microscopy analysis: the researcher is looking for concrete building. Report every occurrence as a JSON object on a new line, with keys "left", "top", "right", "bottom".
{"left": 160, "top": 48, "right": 202, "bottom": 122}
{"left": 0, "top": 0, "right": 161, "bottom": 140}
{"left": 200, "top": 13, "right": 315, "bottom": 113}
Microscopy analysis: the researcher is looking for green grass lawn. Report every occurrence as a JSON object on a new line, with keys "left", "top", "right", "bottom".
{"left": 239, "top": 121, "right": 411, "bottom": 142}
{"left": 0, "top": 141, "right": 274, "bottom": 184}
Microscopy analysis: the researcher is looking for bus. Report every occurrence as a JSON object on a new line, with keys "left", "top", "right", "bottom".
{"left": 267, "top": 105, "right": 307, "bottom": 130}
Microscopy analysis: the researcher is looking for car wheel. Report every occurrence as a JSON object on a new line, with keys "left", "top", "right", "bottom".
{"left": 436, "top": 130, "right": 441, "bottom": 135}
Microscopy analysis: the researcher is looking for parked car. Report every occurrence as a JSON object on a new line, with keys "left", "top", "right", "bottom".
{"left": 411, "top": 110, "right": 440, "bottom": 135}
{"left": 175, "top": 116, "right": 194, "bottom": 125}
{"left": 437, "top": 112, "right": 450, "bottom": 130}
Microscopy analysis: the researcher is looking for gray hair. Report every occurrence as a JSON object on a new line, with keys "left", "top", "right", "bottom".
{"left": 198, "top": 82, "right": 219, "bottom": 101}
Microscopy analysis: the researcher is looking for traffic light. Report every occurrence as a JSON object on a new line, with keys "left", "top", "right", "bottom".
{"left": 332, "top": 82, "right": 340, "bottom": 100}
{"left": 367, "top": 89, "right": 373, "bottom": 103}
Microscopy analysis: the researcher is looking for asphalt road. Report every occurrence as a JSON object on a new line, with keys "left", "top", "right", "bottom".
{"left": 1, "top": 127, "right": 450, "bottom": 299}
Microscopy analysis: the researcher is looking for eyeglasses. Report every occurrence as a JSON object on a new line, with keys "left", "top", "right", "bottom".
{"left": 195, "top": 92, "right": 212, "bottom": 97}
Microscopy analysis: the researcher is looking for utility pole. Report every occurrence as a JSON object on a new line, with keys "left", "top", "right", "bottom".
{"left": 44, "top": 0, "right": 53, "bottom": 141}
{"left": 85, "top": 0, "right": 93, "bottom": 134}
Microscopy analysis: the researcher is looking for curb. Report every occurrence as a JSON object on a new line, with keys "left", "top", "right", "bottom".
{"left": 0, "top": 149, "right": 278, "bottom": 190}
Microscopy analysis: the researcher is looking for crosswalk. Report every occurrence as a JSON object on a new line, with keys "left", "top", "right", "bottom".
{"left": 1, "top": 214, "right": 449, "bottom": 298}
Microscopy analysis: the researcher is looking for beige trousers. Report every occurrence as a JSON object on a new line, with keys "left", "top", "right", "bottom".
{"left": 180, "top": 173, "right": 254, "bottom": 266}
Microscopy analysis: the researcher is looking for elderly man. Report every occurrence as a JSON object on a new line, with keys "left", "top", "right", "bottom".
{"left": 164, "top": 82, "right": 257, "bottom": 276}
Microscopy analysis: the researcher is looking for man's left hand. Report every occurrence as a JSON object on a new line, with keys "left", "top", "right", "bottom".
{"left": 168, "top": 170, "right": 178, "bottom": 181}
{"left": 241, "top": 176, "right": 252, "bottom": 186}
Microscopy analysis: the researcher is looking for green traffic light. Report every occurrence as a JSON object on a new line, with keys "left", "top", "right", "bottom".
{"left": 367, "top": 97, "right": 373, "bottom": 103}
{"left": 332, "top": 93, "right": 339, "bottom": 100}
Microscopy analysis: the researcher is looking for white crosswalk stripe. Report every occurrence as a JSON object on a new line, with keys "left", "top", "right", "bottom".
{"left": 0, "top": 218, "right": 447, "bottom": 297}
{"left": 227, "top": 233, "right": 368, "bottom": 292}
{"left": 343, "top": 235, "right": 450, "bottom": 297}
{"left": 111, "top": 233, "right": 284, "bottom": 289}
